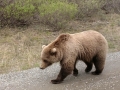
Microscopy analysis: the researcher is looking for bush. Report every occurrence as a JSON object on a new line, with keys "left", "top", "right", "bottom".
{"left": 0, "top": 0, "right": 35, "bottom": 26}
{"left": 0, "top": 0, "right": 77, "bottom": 30}
{"left": 38, "top": 1, "right": 78, "bottom": 30}
{"left": 68, "top": 0, "right": 105, "bottom": 19}
{"left": 0, "top": 0, "right": 106, "bottom": 30}
{"left": 5, "top": 1, "right": 35, "bottom": 19}
{"left": 101, "top": 0, "right": 120, "bottom": 14}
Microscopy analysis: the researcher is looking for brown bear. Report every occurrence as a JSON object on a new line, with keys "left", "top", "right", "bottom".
{"left": 40, "top": 30, "right": 108, "bottom": 84}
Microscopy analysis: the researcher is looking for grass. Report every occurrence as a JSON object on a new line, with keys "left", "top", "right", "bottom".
{"left": 0, "top": 13, "right": 120, "bottom": 74}
{"left": 0, "top": 28, "right": 54, "bottom": 73}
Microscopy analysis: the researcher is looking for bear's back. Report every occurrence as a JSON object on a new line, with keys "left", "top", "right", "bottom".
{"left": 71, "top": 30, "right": 107, "bottom": 47}
{"left": 51, "top": 30, "right": 108, "bottom": 56}
{"left": 70, "top": 30, "right": 108, "bottom": 58}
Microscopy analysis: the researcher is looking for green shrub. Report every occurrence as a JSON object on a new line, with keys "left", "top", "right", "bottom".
{"left": 38, "top": 1, "right": 78, "bottom": 30}
{"left": 68, "top": 0, "right": 104, "bottom": 19}
{"left": 4, "top": 1, "right": 35, "bottom": 19}
{"left": 0, "top": 0, "right": 106, "bottom": 30}
{"left": 1, "top": 0, "right": 35, "bottom": 26}
{"left": 0, "top": 0, "right": 77, "bottom": 29}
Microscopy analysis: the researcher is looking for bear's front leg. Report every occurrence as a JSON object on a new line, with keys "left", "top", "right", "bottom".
{"left": 51, "top": 67, "right": 72, "bottom": 84}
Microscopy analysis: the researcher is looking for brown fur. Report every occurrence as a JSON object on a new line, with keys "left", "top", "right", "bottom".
{"left": 40, "top": 30, "right": 108, "bottom": 84}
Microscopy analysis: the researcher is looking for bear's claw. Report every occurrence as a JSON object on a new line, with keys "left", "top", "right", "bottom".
{"left": 73, "top": 71, "right": 78, "bottom": 76}
{"left": 85, "top": 68, "right": 91, "bottom": 73}
{"left": 51, "top": 79, "right": 62, "bottom": 84}
{"left": 91, "top": 70, "right": 102, "bottom": 75}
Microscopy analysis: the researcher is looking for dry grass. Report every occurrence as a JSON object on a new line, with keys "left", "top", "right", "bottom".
{"left": 0, "top": 14, "right": 120, "bottom": 74}
{"left": 0, "top": 28, "right": 56, "bottom": 73}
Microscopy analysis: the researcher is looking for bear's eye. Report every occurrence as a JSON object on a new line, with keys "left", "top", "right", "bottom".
{"left": 43, "top": 60, "right": 48, "bottom": 63}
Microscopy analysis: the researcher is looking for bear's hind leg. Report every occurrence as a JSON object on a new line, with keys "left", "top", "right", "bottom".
{"left": 92, "top": 55, "right": 105, "bottom": 75}
{"left": 73, "top": 60, "right": 78, "bottom": 76}
{"left": 85, "top": 62, "right": 93, "bottom": 73}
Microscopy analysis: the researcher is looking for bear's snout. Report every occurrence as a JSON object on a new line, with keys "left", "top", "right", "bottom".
{"left": 39, "top": 64, "right": 47, "bottom": 69}
{"left": 40, "top": 60, "right": 52, "bottom": 69}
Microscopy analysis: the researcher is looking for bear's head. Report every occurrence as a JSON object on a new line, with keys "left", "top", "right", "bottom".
{"left": 40, "top": 45, "right": 62, "bottom": 69}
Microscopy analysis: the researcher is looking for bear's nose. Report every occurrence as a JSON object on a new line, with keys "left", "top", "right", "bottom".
{"left": 40, "top": 67, "right": 44, "bottom": 69}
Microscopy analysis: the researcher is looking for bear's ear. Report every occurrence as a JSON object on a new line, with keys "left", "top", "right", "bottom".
{"left": 50, "top": 48, "right": 57, "bottom": 55}
{"left": 42, "top": 45, "right": 46, "bottom": 49}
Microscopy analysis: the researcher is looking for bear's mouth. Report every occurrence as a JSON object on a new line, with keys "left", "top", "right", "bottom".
{"left": 40, "top": 67, "right": 45, "bottom": 69}
{"left": 40, "top": 62, "right": 52, "bottom": 70}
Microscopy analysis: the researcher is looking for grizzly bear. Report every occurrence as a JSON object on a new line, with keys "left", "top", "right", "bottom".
{"left": 40, "top": 30, "right": 108, "bottom": 84}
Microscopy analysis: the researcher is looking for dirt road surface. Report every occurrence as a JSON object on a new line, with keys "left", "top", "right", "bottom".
{"left": 0, "top": 52, "right": 120, "bottom": 90}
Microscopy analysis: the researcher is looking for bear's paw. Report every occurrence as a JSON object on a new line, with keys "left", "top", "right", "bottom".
{"left": 51, "top": 79, "right": 62, "bottom": 84}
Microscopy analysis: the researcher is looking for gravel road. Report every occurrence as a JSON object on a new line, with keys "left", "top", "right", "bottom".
{"left": 0, "top": 52, "right": 120, "bottom": 90}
